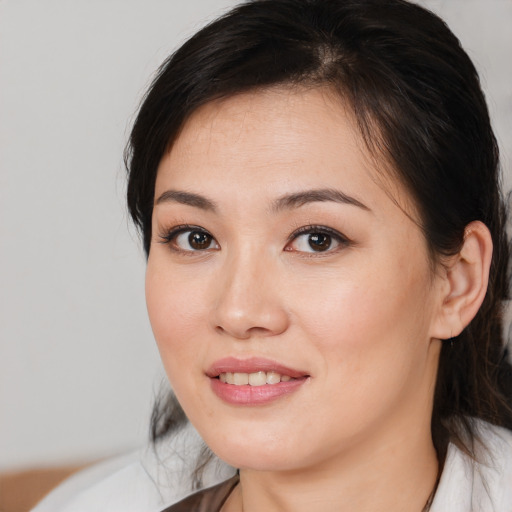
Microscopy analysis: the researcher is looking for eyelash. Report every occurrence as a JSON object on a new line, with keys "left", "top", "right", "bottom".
{"left": 286, "top": 224, "right": 351, "bottom": 255}
{"left": 158, "top": 224, "right": 218, "bottom": 254}
{"left": 157, "top": 224, "right": 351, "bottom": 255}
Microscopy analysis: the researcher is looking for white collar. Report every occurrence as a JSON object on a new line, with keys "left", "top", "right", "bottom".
{"left": 431, "top": 422, "right": 512, "bottom": 512}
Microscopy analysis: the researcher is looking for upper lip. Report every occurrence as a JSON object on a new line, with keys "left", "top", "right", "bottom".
{"left": 206, "top": 357, "right": 309, "bottom": 379}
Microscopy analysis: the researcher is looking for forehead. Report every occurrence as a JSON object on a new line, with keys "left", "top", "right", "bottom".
{"left": 156, "top": 86, "right": 414, "bottom": 216}
{"left": 169, "top": 86, "right": 362, "bottom": 167}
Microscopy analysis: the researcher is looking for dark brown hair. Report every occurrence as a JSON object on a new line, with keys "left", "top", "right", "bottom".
{"left": 125, "top": 0, "right": 512, "bottom": 472}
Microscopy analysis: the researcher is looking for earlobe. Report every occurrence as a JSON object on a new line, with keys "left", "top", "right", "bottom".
{"left": 431, "top": 221, "right": 493, "bottom": 340}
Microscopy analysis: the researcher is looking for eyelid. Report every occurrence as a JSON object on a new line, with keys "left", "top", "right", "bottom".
{"left": 157, "top": 223, "right": 350, "bottom": 254}
{"left": 158, "top": 224, "right": 219, "bottom": 252}
{"left": 286, "top": 224, "right": 351, "bottom": 253}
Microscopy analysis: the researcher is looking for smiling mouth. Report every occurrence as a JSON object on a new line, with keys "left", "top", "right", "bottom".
{"left": 217, "top": 371, "right": 295, "bottom": 386}
{"left": 208, "top": 359, "right": 309, "bottom": 404}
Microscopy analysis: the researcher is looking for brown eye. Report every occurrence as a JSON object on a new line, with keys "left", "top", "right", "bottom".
{"left": 286, "top": 226, "right": 349, "bottom": 254}
{"left": 168, "top": 228, "right": 219, "bottom": 251}
{"left": 307, "top": 233, "right": 331, "bottom": 251}
{"left": 188, "top": 231, "right": 213, "bottom": 250}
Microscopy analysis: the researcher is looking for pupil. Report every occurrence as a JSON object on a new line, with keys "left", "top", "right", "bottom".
{"left": 308, "top": 233, "right": 331, "bottom": 251}
{"left": 189, "top": 231, "right": 211, "bottom": 250}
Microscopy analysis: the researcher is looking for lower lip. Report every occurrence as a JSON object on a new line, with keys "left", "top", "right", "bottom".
{"left": 210, "top": 377, "right": 308, "bottom": 405}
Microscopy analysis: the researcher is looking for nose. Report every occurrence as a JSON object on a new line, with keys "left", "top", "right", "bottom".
{"left": 212, "top": 252, "right": 290, "bottom": 340}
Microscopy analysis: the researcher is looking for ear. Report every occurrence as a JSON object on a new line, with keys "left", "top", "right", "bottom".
{"left": 430, "top": 221, "right": 493, "bottom": 340}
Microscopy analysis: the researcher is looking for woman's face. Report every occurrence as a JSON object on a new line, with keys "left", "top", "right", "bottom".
{"left": 146, "top": 87, "right": 444, "bottom": 471}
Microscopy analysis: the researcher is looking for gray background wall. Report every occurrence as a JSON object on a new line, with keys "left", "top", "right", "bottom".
{"left": 1, "top": 0, "right": 511, "bottom": 471}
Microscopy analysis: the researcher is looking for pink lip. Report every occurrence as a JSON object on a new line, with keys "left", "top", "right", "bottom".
{"left": 206, "top": 357, "right": 308, "bottom": 379}
{"left": 207, "top": 357, "right": 309, "bottom": 406}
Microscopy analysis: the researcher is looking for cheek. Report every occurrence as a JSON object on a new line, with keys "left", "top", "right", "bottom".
{"left": 145, "top": 261, "right": 208, "bottom": 372}
{"left": 291, "top": 253, "right": 433, "bottom": 380}
{"left": 291, "top": 276, "right": 432, "bottom": 443}
{"left": 145, "top": 263, "right": 220, "bottom": 422}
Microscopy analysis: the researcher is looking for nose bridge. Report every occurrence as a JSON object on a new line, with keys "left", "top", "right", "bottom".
{"left": 213, "top": 244, "right": 288, "bottom": 339}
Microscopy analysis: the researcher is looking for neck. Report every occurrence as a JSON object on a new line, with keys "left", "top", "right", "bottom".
{"left": 224, "top": 426, "right": 438, "bottom": 512}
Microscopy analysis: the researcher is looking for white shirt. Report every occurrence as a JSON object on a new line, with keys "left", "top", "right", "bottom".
{"left": 32, "top": 421, "right": 512, "bottom": 512}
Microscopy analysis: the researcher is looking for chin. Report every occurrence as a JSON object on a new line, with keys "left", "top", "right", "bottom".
{"left": 197, "top": 425, "right": 315, "bottom": 472}
{"left": 214, "top": 446, "right": 301, "bottom": 472}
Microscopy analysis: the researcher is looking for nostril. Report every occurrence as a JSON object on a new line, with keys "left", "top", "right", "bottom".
{"left": 212, "top": 297, "right": 290, "bottom": 339}
{"left": 214, "top": 324, "right": 258, "bottom": 340}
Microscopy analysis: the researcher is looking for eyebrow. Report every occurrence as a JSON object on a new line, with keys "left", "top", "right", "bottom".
{"left": 272, "top": 188, "right": 371, "bottom": 212}
{"left": 155, "top": 190, "right": 217, "bottom": 211}
{"left": 154, "top": 187, "right": 370, "bottom": 214}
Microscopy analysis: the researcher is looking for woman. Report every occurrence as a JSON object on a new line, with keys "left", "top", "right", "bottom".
{"left": 34, "top": 0, "right": 512, "bottom": 511}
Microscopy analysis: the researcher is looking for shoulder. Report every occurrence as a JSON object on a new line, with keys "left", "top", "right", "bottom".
{"left": 431, "top": 420, "right": 512, "bottom": 512}
{"left": 31, "top": 426, "right": 236, "bottom": 512}
{"left": 475, "top": 422, "right": 512, "bottom": 510}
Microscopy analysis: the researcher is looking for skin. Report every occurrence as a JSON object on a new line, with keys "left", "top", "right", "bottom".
{"left": 146, "top": 87, "right": 468, "bottom": 511}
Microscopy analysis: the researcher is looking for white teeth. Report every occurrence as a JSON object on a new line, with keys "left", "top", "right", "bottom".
{"left": 233, "top": 372, "right": 249, "bottom": 385}
{"left": 218, "top": 371, "right": 295, "bottom": 386}
{"left": 249, "top": 371, "right": 267, "bottom": 386}
{"left": 266, "top": 371, "right": 281, "bottom": 385}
